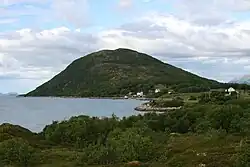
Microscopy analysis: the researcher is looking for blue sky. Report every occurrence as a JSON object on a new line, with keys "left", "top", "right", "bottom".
{"left": 0, "top": 0, "right": 174, "bottom": 30}
{"left": 1, "top": 0, "right": 250, "bottom": 93}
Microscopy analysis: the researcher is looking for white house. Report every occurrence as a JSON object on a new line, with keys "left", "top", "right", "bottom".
{"left": 228, "top": 87, "right": 236, "bottom": 92}
{"left": 226, "top": 87, "right": 237, "bottom": 95}
{"left": 136, "top": 92, "right": 144, "bottom": 97}
{"left": 155, "top": 89, "right": 161, "bottom": 93}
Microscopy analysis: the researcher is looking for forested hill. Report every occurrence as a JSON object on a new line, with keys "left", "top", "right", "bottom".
{"left": 25, "top": 48, "right": 220, "bottom": 97}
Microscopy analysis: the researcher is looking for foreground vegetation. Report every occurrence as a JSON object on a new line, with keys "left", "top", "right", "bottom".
{"left": 3, "top": 92, "right": 250, "bottom": 166}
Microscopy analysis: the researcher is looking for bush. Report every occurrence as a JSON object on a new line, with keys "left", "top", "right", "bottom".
{"left": 233, "top": 142, "right": 250, "bottom": 167}
{"left": 0, "top": 138, "right": 35, "bottom": 166}
{"left": 77, "top": 144, "right": 117, "bottom": 165}
{"left": 43, "top": 115, "right": 119, "bottom": 148}
{"left": 226, "top": 99, "right": 250, "bottom": 109}
{"left": 189, "top": 96, "right": 197, "bottom": 100}
{"left": 107, "top": 127, "right": 155, "bottom": 162}
{"left": 199, "top": 91, "right": 237, "bottom": 104}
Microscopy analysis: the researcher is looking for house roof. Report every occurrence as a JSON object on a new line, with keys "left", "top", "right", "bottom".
{"left": 228, "top": 87, "right": 236, "bottom": 92}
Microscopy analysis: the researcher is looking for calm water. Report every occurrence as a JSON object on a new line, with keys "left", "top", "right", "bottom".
{"left": 0, "top": 96, "right": 146, "bottom": 132}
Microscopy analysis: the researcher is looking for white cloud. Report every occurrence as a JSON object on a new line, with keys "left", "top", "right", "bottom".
{"left": 51, "top": 0, "right": 89, "bottom": 27}
{"left": 92, "top": 12, "right": 250, "bottom": 81}
{"left": 0, "top": 0, "right": 46, "bottom": 6}
{"left": 167, "top": 0, "right": 250, "bottom": 26}
{"left": 119, "top": 0, "right": 132, "bottom": 8}
{"left": 0, "top": 18, "right": 17, "bottom": 24}
{"left": 1, "top": 12, "right": 250, "bottom": 87}
{"left": 172, "top": 0, "right": 250, "bottom": 13}
{"left": 1, "top": 0, "right": 250, "bottom": 93}
{"left": 118, "top": 0, "right": 154, "bottom": 9}
{"left": 99, "top": 13, "right": 250, "bottom": 58}
{"left": 0, "top": 0, "right": 89, "bottom": 28}
{"left": 0, "top": 27, "right": 98, "bottom": 82}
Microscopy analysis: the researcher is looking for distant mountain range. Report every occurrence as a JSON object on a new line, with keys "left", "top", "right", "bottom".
{"left": 0, "top": 92, "right": 18, "bottom": 96}
{"left": 7, "top": 92, "right": 18, "bottom": 96}
{"left": 230, "top": 75, "right": 250, "bottom": 84}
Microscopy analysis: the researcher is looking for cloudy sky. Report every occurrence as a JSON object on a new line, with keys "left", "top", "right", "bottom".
{"left": 1, "top": 0, "right": 250, "bottom": 93}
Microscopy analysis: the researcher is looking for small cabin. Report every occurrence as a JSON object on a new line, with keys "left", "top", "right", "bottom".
{"left": 225, "top": 87, "right": 239, "bottom": 95}
{"left": 136, "top": 92, "right": 144, "bottom": 97}
{"left": 155, "top": 89, "right": 161, "bottom": 93}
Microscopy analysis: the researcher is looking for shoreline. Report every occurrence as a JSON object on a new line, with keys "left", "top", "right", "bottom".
{"left": 18, "top": 95, "right": 152, "bottom": 101}
{"left": 135, "top": 103, "right": 182, "bottom": 112}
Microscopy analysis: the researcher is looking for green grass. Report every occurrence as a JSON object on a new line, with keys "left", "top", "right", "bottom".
{"left": 160, "top": 134, "right": 241, "bottom": 167}
{"left": 158, "top": 89, "right": 250, "bottom": 105}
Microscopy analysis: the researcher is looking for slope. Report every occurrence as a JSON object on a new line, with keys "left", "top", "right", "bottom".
{"left": 25, "top": 48, "right": 219, "bottom": 97}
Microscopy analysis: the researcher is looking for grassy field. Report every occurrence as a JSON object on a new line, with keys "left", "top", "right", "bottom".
{"left": 157, "top": 89, "right": 250, "bottom": 102}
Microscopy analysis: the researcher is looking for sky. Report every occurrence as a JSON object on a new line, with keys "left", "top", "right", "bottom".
{"left": 1, "top": 0, "right": 250, "bottom": 93}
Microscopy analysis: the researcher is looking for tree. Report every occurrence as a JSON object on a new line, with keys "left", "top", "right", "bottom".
{"left": 209, "top": 105, "right": 243, "bottom": 133}
{"left": 107, "top": 127, "right": 155, "bottom": 162}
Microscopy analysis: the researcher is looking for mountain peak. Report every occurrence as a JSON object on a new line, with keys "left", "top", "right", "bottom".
{"left": 25, "top": 49, "right": 219, "bottom": 97}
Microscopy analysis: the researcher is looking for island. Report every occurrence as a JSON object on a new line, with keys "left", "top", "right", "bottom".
{"left": 24, "top": 48, "right": 221, "bottom": 98}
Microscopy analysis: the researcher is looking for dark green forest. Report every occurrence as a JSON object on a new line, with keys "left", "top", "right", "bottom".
{"left": 2, "top": 95, "right": 250, "bottom": 166}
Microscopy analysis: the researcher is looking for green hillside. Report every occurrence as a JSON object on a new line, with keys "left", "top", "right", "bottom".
{"left": 25, "top": 48, "right": 219, "bottom": 97}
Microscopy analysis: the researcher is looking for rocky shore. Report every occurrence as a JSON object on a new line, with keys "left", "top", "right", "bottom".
{"left": 135, "top": 103, "right": 182, "bottom": 112}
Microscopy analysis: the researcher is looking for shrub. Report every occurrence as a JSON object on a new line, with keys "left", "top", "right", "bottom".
{"left": 0, "top": 138, "right": 35, "bottom": 167}
{"left": 233, "top": 142, "right": 250, "bottom": 167}
{"left": 107, "top": 127, "right": 155, "bottom": 162}
{"left": 226, "top": 99, "right": 250, "bottom": 109}
{"left": 77, "top": 144, "right": 117, "bottom": 165}
{"left": 189, "top": 96, "right": 197, "bottom": 100}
